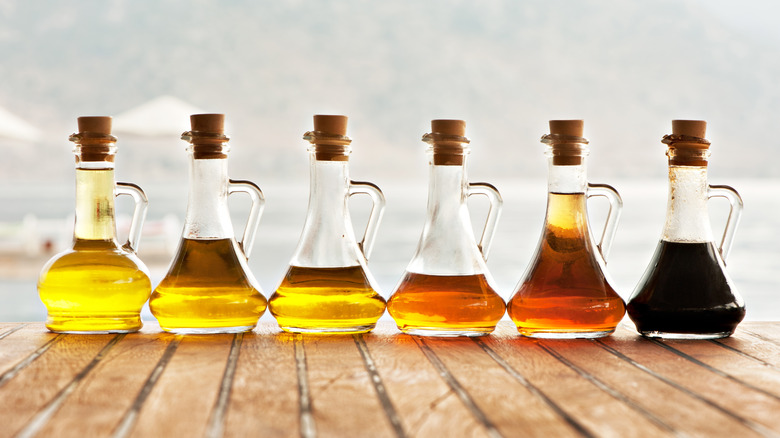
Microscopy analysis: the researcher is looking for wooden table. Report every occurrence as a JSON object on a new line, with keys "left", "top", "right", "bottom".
{"left": 1, "top": 322, "right": 779, "bottom": 438}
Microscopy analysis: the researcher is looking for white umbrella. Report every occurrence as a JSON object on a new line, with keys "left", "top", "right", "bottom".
{"left": 113, "top": 95, "right": 205, "bottom": 137}
{"left": 0, "top": 106, "right": 40, "bottom": 142}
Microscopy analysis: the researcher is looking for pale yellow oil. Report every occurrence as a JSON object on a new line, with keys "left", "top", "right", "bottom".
{"left": 269, "top": 265, "right": 386, "bottom": 333}
{"left": 150, "top": 238, "right": 267, "bottom": 333}
{"left": 37, "top": 169, "right": 152, "bottom": 333}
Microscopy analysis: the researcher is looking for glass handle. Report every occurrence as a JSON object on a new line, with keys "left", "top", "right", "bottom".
{"left": 115, "top": 182, "right": 148, "bottom": 253}
{"left": 348, "top": 180, "right": 386, "bottom": 260}
{"left": 467, "top": 182, "right": 503, "bottom": 261}
{"left": 586, "top": 183, "right": 623, "bottom": 261}
{"left": 707, "top": 184, "right": 743, "bottom": 261}
{"left": 228, "top": 179, "right": 265, "bottom": 259}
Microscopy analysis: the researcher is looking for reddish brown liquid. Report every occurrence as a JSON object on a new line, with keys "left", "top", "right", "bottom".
{"left": 507, "top": 193, "right": 625, "bottom": 337}
{"left": 388, "top": 272, "right": 506, "bottom": 336}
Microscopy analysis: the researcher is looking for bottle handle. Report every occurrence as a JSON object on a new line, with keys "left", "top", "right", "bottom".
{"left": 228, "top": 179, "right": 265, "bottom": 259}
{"left": 115, "top": 182, "right": 148, "bottom": 253}
{"left": 348, "top": 180, "right": 386, "bottom": 260}
{"left": 467, "top": 182, "right": 503, "bottom": 260}
{"left": 586, "top": 183, "right": 623, "bottom": 261}
{"left": 707, "top": 184, "right": 743, "bottom": 261}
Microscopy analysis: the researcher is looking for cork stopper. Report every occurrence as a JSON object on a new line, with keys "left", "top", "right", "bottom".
{"left": 78, "top": 116, "right": 112, "bottom": 135}
{"left": 544, "top": 120, "right": 588, "bottom": 166}
{"left": 664, "top": 120, "right": 711, "bottom": 167}
{"left": 305, "top": 115, "right": 351, "bottom": 161}
{"left": 549, "top": 120, "right": 584, "bottom": 138}
{"left": 672, "top": 120, "right": 706, "bottom": 139}
{"left": 313, "top": 115, "right": 348, "bottom": 136}
{"left": 431, "top": 119, "right": 466, "bottom": 137}
{"left": 426, "top": 119, "right": 469, "bottom": 166}
{"left": 184, "top": 113, "right": 229, "bottom": 159}
{"left": 72, "top": 116, "right": 117, "bottom": 163}
{"left": 190, "top": 114, "right": 225, "bottom": 134}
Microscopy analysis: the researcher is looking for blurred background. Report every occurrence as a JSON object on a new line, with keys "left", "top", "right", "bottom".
{"left": 0, "top": 0, "right": 777, "bottom": 322}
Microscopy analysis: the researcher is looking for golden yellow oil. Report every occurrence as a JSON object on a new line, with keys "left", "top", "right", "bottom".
{"left": 150, "top": 238, "right": 267, "bottom": 333}
{"left": 38, "top": 240, "right": 151, "bottom": 333}
{"left": 38, "top": 169, "right": 152, "bottom": 333}
{"left": 269, "top": 265, "right": 386, "bottom": 333}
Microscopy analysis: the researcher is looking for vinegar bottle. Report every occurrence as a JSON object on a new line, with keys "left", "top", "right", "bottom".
{"left": 269, "top": 115, "right": 386, "bottom": 334}
{"left": 149, "top": 114, "right": 267, "bottom": 334}
{"left": 627, "top": 120, "right": 745, "bottom": 339}
{"left": 37, "top": 116, "right": 152, "bottom": 333}
{"left": 387, "top": 119, "right": 505, "bottom": 336}
{"left": 507, "top": 120, "right": 625, "bottom": 338}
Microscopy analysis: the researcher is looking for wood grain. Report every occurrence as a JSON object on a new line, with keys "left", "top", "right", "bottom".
{"left": 222, "top": 324, "right": 300, "bottom": 438}
{"left": 0, "top": 324, "right": 57, "bottom": 377}
{"left": 486, "top": 324, "right": 673, "bottom": 438}
{"left": 424, "top": 333, "right": 580, "bottom": 437}
{"left": 126, "top": 333, "right": 234, "bottom": 438}
{"left": 368, "top": 324, "right": 491, "bottom": 438}
{"left": 0, "top": 333, "right": 116, "bottom": 437}
{"left": 601, "top": 326, "right": 780, "bottom": 435}
{"left": 302, "top": 329, "right": 396, "bottom": 438}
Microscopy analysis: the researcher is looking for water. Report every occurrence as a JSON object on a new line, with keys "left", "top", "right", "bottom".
{"left": 2, "top": 178, "right": 778, "bottom": 323}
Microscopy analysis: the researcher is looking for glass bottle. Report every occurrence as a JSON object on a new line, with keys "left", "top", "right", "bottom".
{"left": 627, "top": 120, "right": 745, "bottom": 339}
{"left": 37, "top": 116, "right": 152, "bottom": 333}
{"left": 149, "top": 114, "right": 267, "bottom": 334}
{"left": 387, "top": 119, "right": 505, "bottom": 337}
{"left": 269, "top": 115, "right": 386, "bottom": 334}
{"left": 507, "top": 120, "right": 625, "bottom": 338}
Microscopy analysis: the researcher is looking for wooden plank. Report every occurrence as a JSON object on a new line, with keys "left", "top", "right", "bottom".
{"left": 0, "top": 324, "right": 58, "bottom": 377}
{"left": 661, "top": 338, "right": 780, "bottom": 399}
{"left": 423, "top": 329, "right": 581, "bottom": 437}
{"left": 485, "top": 324, "right": 673, "bottom": 438}
{"left": 740, "top": 323, "right": 780, "bottom": 344}
{"left": 302, "top": 328, "right": 396, "bottom": 438}
{"left": 126, "top": 333, "right": 234, "bottom": 438}
{"left": 367, "top": 324, "right": 490, "bottom": 438}
{"left": 0, "top": 333, "right": 117, "bottom": 438}
{"left": 717, "top": 332, "right": 780, "bottom": 366}
{"left": 546, "top": 327, "right": 763, "bottom": 437}
{"left": 599, "top": 327, "right": 780, "bottom": 435}
{"left": 28, "top": 326, "right": 174, "bottom": 438}
{"left": 222, "top": 323, "right": 300, "bottom": 438}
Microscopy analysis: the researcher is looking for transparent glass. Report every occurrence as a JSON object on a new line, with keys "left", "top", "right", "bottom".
{"left": 38, "top": 142, "right": 152, "bottom": 333}
{"left": 507, "top": 146, "right": 625, "bottom": 338}
{"left": 269, "top": 147, "right": 386, "bottom": 334}
{"left": 388, "top": 148, "right": 505, "bottom": 337}
{"left": 150, "top": 142, "right": 267, "bottom": 334}
{"left": 627, "top": 162, "right": 745, "bottom": 339}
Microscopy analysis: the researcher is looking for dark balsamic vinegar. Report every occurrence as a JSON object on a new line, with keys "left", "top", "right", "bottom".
{"left": 627, "top": 241, "right": 745, "bottom": 337}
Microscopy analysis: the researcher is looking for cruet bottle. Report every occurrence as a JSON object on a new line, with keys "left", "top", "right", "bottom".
{"left": 627, "top": 120, "right": 745, "bottom": 339}
{"left": 507, "top": 120, "right": 625, "bottom": 338}
{"left": 38, "top": 116, "right": 152, "bottom": 333}
{"left": 149, "top": 114, "right": 267, "bottom": 334}
{"left": 269, "top": 115, "right": 386, "bottom": 334}
{"left": 387, "top": 119, "right": 505, "bottom": 337}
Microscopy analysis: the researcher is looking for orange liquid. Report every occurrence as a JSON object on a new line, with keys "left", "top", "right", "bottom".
{"left": 507, "top": 193, "right": 625, "bottom": 337}
{"left": 269, "top": 265, "right": 386, "bottom": 334}
{"left": 388, "top": 272, "right": 505, "bottom": 336}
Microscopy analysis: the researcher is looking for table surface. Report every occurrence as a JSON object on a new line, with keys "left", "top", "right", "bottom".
{"left": 1, "top": 321, "right": 779, "bottom": 438}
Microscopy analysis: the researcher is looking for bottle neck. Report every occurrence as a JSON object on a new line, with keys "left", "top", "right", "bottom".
{"left": 547, "top": 158, "right": 587, "bottom": 194}
{"left": 290, "top": 156, "right": 363, "bottom": 267}
{"left": 73, "top": 166, "right": 117, "bottom": 242}
{"left": 183, "top": 157, "right": 235, "bottom": 239}
{"left": 426, "top": 159, "right": 468, "bottom": 218}
{"left": 662, "top": 165, "right": 714, "bottom": 243}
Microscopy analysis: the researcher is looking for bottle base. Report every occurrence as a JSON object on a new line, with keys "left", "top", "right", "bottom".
{"left": 45, "top": 314, "right": 142, "bottom": 334}
{"left": 160, "top": 325, "right": 256, "bottom": 335}
{"left": 278, "top": 324, "right": 376, "bottom": 335}
{"left": 517, "top": 329, "right": 615, "bottom": 339}
{"left": 638, "top": 330, "right": 734, "bottom": 340}
{"left": 398, "top": 326, "right": 495, "bottom": 337}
